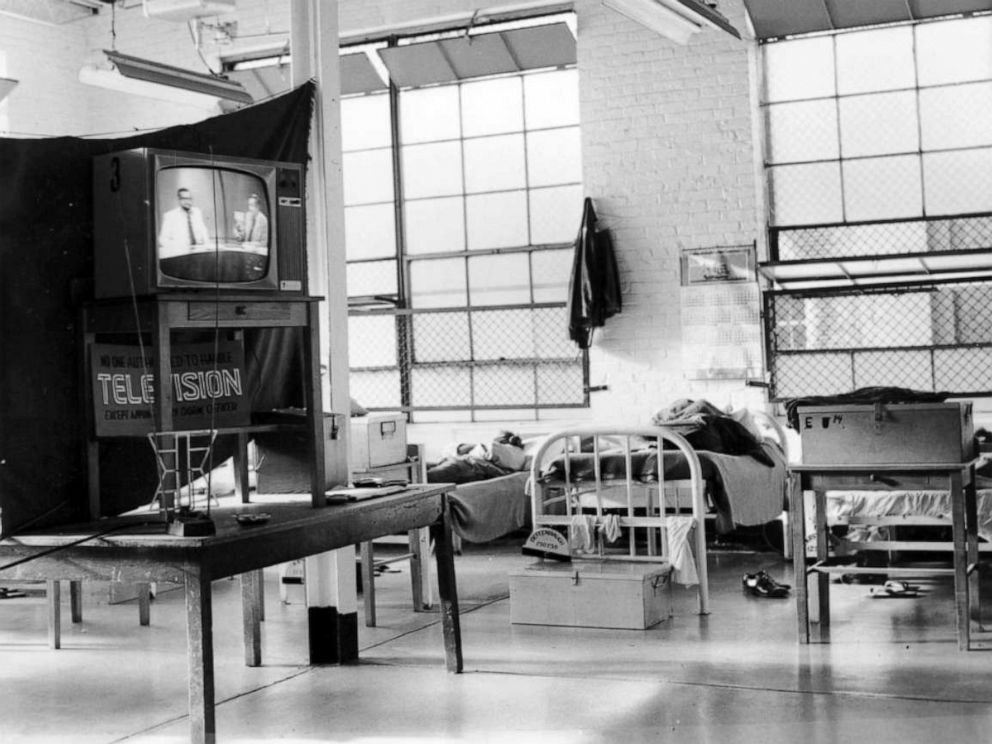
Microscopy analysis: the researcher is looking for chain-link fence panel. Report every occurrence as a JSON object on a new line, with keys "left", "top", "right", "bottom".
{"left": 348, "top": 304, "right": 587, "bottom": 415}
{"left": 766, "top": 281, "right": 992, "bottom": 400}
{"left": 773, "top": 214, "right": 992, "bottom": 261}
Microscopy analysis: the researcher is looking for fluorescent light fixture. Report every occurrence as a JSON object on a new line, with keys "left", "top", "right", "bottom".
{"left": 68, "top": 0, "right": 106, "bottom": 10}
{"left": 79, "top": 64, "right": 221, "bottom": 109}
{"left": 103, "top": 50, "right": 253, "bottom": 103}
{"left": 602, "top": 0, "right": 741, "bottom": 44}
{"left": 143, "top": 0, "right": 237, "bottom": 22}
{"left": 79, "top": 50, "right": 253, "bottom": 106}
{"left": 0, "top": 77, "right": 17, "bottom": 102}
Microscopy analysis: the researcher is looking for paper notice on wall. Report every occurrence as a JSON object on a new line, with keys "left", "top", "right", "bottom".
{"left": 680, "top": 282, "right": 763, "bottom": 380}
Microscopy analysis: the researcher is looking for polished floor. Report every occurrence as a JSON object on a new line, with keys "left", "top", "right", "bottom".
{"left": 1, "top": 536, "right": 990, "bottom": 743}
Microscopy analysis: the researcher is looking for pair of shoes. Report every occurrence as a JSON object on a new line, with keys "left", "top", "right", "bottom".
{"left": 868, "top": 580, "right": 920, "bottom": 599}
{"left": 742, "top": 571, "right": 790, "bottom": 598}
{"left": 0, "top": 587, "right": 27, "bottom": 599}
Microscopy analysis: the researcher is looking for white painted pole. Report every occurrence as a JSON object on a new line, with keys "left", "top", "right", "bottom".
{"left": 291, "top": 0, "right": 359, "bottom": 662}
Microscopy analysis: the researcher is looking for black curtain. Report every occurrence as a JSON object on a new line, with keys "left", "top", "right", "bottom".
{"left": 0, "top": 81, "right": 316, "bottom": 535}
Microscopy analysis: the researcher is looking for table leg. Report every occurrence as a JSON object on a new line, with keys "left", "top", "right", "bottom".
{"left": 47, "top": 580, "right": 61, "bottom": 650}
{"left": 965, "top": 466, "right": 982, "bottom": 633}
{"left": 258, "top": 572, "right": 265, "bottom": 622}
{"left": 234, "top": 432, "right": 251, "bottom": 504}
{"left": 69, "top": 581, "right": 83, "bottom": 623}
{"left": 138, "top": 584, "right": 151, "bottom": 627}
{"left": 241, "top": 571, "right": 262, "bottom": 667}
{"left": 360, "top": 542, "right": 376, "bottom": 627}
{"left": 789, "top": 474, "right": 810, "bottom": 644}
{"left": 185, "top": 569, "right": 215, "bottom": 744}
{"left": 429, "top": 504, "right": 462, "bottom": 673}
{"left": 409, "top": 527, "right": 432, "bottom": 611}
{"left": 813, "top": 488, "right": 830, "bottom": 632}
{"left": 950, "top": 470, "right": 970, "bottom": 651}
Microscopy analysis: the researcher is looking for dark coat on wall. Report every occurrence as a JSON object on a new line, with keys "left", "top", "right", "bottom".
{"left": 567, "top": 198, "right": 621, "bottom": 349}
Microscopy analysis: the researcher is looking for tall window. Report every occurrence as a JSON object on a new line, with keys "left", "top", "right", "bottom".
{"left": 343, "top": 16, "right": 586, "bottom": 420}
{"left": 760, "top": 15, "right": 992, "bottom": 400}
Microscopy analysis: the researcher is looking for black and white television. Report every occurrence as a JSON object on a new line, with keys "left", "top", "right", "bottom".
{"left": 92, "top": 148, "right": 307, "bottom": 298}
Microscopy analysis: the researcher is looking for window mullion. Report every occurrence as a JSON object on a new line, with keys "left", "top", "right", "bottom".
{"left": 388, "top": 40, "right": 415, "bottom": 414}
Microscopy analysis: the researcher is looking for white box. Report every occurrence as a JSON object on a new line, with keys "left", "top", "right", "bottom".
{"left": 350, "top": 412, "right": 407, "bottom": 472}
{"left": 509, "top": 560, "right": 673, "bottom": 630}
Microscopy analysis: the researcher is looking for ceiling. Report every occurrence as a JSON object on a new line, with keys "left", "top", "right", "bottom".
{"left": 743, "top": 0, "right": 992, "bottom": 39}
{"left": 6, "top": 1, "right": 992, "bottom": 40}
{"left": 0, "top": 0, "right": 104, "bottom": 24}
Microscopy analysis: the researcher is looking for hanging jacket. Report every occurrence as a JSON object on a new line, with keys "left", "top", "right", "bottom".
{"left": 567, "top": 197, "right": 622, "bottom": 349}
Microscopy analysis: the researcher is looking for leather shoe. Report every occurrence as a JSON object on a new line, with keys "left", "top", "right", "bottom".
{"left": 742, "top": 571, "right": 790, "bottom": 598}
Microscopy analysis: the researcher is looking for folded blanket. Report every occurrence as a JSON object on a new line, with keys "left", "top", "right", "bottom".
{"left": 701, "top": 441, "right": 788, "bottom": 529}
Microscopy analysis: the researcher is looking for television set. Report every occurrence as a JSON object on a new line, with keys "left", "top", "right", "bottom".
{"left": 92, "top": 148, "right": 307, "bottom": 299}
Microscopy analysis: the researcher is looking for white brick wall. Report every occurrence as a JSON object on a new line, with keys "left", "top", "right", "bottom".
{"left": 0, "top": 15, "right": 93, "bottom": 136}
{"left": 0, "top": 8, "right": 225, "bottom": 137}
{"left": 577, "top": 0, "right": 766, "bottom": 427}
{"left": 2, "top": 0, "right": 770, "bottom": 457}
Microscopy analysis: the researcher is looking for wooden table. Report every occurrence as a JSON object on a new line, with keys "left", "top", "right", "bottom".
{"left": 0, "top": 485, "right": 462, "bottom": 743}
{"left": 788, "top": 461, "right": 983, "bottom": 650}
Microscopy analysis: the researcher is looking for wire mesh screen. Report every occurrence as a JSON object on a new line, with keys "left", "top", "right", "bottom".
{"left": 773, "top": 214, "right": 992, "bottom": 261}
{"left": 349, "top": 304, "right": 587, "bottom": 413}
{"left": 766, "top": 281, "right": 992, "bottom": 400}
{"left": 765, "top": 282, "right": 992, "bottom": 400}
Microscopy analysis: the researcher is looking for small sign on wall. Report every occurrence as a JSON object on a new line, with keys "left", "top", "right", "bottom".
{"left": 91, "top": 341, "right": 249, "bottom": 436}
{"left": 680, "top": 244, "right": 755, "bottom": 285}
{"left": 679, "top": 242, "right": 763, "bottom": 380}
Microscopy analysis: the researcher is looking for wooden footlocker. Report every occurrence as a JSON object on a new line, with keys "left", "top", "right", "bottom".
{"left": 509, "top": 560, "right": 673, "bottom": 630}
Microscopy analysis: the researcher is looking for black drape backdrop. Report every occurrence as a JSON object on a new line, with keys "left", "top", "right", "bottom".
{"left": 0, "top": 81, "right": 316, "bottom": 536}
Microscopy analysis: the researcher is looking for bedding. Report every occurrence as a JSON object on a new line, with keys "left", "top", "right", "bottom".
{"left": 426, "top": 433, "right": 532, "bottom": 543}
{"left": 823, "top": 489, "right": 992, "bottom": 544}
{"left": 447, "top": 471, "right": 531, "bottom": 543}
{"left": 537, "top": 430, "right": 788, "bottom": 533}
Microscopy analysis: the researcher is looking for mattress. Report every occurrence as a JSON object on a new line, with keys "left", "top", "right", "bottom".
{"left": 826, "top": 489, "right": 992, "bottom": 543}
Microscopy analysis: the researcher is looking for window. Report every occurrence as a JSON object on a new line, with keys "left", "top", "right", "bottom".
{"left": 343, "top": 15, "right": 586, "bottom": 421}
{"left": 760, "top": 16, "right": 992, "bottom": 400}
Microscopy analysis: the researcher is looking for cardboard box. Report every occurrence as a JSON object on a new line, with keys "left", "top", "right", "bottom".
{"left": 350, "top": 412, "right": 407, "bottom": 471}
{"left": 509, "top": 560, "right": 673, "bottom": 630}
{"left": 797, "top": 402, "right": 975, "bottom": 465}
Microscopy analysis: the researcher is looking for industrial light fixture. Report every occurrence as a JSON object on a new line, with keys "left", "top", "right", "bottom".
{"left": 0, "top": 77, "right": 17, "bottom": 103}
{"left": 602, "top": 0, "right": 741, "bottom": 44}
{"left": 78, "top": 49, "right": 253, "bottom": 105}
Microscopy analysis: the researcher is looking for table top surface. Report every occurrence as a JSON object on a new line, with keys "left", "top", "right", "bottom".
{"left": 0, "top": 485, "right": 453, "bottom": 551}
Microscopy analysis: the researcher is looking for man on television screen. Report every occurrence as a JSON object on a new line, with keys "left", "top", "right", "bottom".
{"left": 158, "top": 187, "right": 209, "bottom": 255}
{"left": 234, "top": 193, "right": 269, "bottom": 249}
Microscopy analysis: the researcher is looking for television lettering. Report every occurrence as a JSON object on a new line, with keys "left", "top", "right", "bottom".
{"left": 91, "top": 342, "right": 250, "bottom": 436}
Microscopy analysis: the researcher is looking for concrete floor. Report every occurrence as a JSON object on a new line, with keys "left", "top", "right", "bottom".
{"left": 1, "top": 537, "right": 990, "bottom": 743}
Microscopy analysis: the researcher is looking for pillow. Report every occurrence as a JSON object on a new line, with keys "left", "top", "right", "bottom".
{"left": 488, "top": 441, "right": 527, "bottom": 471}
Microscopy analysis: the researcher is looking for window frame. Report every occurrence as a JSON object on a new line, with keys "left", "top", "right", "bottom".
{"left": 341, "top": 15, "right": 589, "bottom": 420}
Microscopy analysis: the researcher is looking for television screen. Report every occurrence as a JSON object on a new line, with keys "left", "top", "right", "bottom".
{"left": 155, "top": 165, "right": 272, "bottom": 284}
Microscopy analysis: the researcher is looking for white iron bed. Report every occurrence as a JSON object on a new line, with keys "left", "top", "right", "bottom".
{"left": 529, "top": 426, "right": 711, "bottom": 613}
